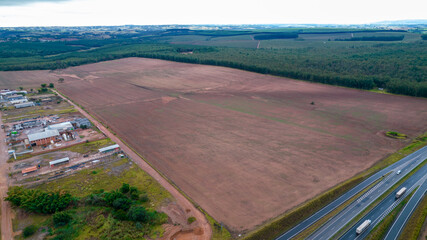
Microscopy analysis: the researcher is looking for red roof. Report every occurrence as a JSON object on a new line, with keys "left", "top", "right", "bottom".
{"left": 22, "top": 166, "right": 38, "bottom": 174}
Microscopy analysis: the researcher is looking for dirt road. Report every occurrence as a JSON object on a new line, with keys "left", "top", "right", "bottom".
{"left": 0, "top": 113, "right": 13, "bottom": 240}
{"left": 54, "top": 90, "right": 212, "bottom": 240}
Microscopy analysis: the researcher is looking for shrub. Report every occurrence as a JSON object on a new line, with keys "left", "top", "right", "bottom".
{"left": 112, "top": 209, "right": 128, "bottom": 220}
{"left": 53, "top": 212, "right": 72, "bottom": 227}
{"left": 188, "top": 216, "right": 196, "bottom": 224}
{"left": 127, "top": 206, "right": 155, "bottom": 223}
{"left": 85, "top": 194, "right": 106, "bottom": 206}
{"left": 23, "top": 225, "right": 38, "bottom": 237}
{"left": 120, "top": 183, "right": 130, "bottom": 194}
{"left": 49, "top": 83, "right": 54, "bottom": 88}
{"left": 112, "top": 198, "right": 132, "bottom": 211}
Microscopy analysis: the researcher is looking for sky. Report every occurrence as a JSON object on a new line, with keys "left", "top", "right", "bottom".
{"left": 0, "top": 0, "right": 426, "bottom": 27}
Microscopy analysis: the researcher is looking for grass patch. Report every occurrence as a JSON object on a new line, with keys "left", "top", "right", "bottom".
{"left": 204, "top": 212, "right": 232, "bottom": 240}
{"left": 242, "top": 132, "right": 427, "bottom": 240}
{"left": 386, "top": 131, "right": 408, "bottom": 139}
{"left": 398, "top": 194, "right": 427, "bottom": 240}
{"left": 366, "top": 190, "right": 414, "bottom": 240}
{"left": 60, "top": 138, "right": 114, "bottom": 154}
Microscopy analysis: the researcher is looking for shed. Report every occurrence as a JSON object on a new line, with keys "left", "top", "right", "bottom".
{"left": 15, "top": 102, "right": 35, "bottom": 109}
{"left": 49, "top": 157, "right": 70, "bottom": 167}
{"left": 99, "top": 144, "right": 120, "bottom": 153}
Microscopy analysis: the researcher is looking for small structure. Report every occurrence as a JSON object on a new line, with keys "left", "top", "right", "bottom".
{"left": 99, "top": 144, "right": 120, "bottom": 154}
{"left": 27, "top": 129, "right": 60, "bottom": 146}
{"left": 49, "top": 157, "right": 70, "bottom": 167}
{"left": 15, "top": 102, "right": 35, "bottom": 109}
{"left": 22, "top": 166, "right": 38, "bottom": 175}
{"left": 47, "top": 122, "right": 74, "bottom": 132}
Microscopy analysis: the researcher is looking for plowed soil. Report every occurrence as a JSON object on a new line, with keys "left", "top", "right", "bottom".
{"left": 2, "top": 58, "right": 427, "bottom": 232}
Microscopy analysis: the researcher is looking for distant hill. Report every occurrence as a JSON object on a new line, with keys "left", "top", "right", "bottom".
{"left": 372, "top": 19, "right": 427, "bottom": 25}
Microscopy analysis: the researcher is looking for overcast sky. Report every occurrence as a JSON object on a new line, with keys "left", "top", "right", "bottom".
{"left": 0, "top": 0, "right": 426, "bottom": 27}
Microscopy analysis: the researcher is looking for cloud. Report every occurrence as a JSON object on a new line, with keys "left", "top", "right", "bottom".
{"left": 0, "top": 0, "right": 69, "bottom": 6}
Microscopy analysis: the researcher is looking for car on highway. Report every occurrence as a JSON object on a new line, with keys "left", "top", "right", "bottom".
{"left": 397, "top": 170, "right": 401, "bottom": 175}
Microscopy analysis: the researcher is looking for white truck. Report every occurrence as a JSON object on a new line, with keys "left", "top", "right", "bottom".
{"left": 356, "top": 219, "right": 371, "bottom": 235}
{"left": 395, "top": 187, "right": 407, "bottom": 199}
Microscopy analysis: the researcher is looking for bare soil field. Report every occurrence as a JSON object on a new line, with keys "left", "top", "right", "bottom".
{"left": 0, "top": 70, "right": 57, "bottom": 89}
{"left": 1, "top": 58, "right": 426, "bottom": 233}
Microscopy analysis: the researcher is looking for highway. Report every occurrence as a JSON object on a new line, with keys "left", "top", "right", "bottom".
{"left": 276, "top": 146, "right": 427, "bottom": 240}
{"left": 307, "top": 151, "right": 427, "bottom": 240}
{"left": 339, "top": 163, "right": 427, "bottom": 239}
{"left": 384, "top": 174, "right": 427, "bottom": 240}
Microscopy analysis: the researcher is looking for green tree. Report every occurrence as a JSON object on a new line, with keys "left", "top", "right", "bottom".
{"left": 49, "top": 83, "right": 54, "bottom": 88}
{"left": 23, "top": 225, "right": 37, "bottom": 237}
{"left": 127, "top": 206, "right": 154, "bottom": 223}
{"left": 41, "top": 83, "right": 47, "bottom": 88}
{"left": 120, "top": 183, "right": 130, "bottom": 194}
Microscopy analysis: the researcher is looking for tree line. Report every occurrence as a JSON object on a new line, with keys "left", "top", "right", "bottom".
{"left": 0, "top": 40, "right": 425, "bottom": 97}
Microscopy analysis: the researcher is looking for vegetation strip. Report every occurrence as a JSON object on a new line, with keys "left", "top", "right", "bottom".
{"left": 243, "top": 133, "right": 427, "bottom": 240}
{"left": 0, "top": 33, "right": 426, "bottom": 97}
{"left": 398, "top": 193, "right": 427, "bottom": 240}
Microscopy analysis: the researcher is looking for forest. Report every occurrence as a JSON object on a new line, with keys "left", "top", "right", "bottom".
{"left": 0, "top": 28, "right": 426, "bottom": 97}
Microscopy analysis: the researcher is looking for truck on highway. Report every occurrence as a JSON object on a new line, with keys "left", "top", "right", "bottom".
{"left": 356, "top": 219, "right": 371, "bottom": 235}
{"left": 395, "top": 187, "right": 407, "bottom": 199}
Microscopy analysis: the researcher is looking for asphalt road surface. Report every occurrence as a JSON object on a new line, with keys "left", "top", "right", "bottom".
{"left": 384, "top": 174, "right": 427, "bottom": 240}
{"left": 276, "top": 146, "right": 427, "bottom": 240}
{"left": 340, "top": 163, "right": 427, "bottom": 239}
{"left": 307, "top": 151, "right": 427, "bottom": 240}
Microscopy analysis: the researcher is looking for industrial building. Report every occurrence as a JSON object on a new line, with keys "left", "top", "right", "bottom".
{"left": 9, "top": 99, "right": 28, "bottom": 105}
{"left": 15, "top": 102, "right": 35, "bottom": 109}
{"left": 27, "top": 129, "right": 60, "bottom": 146}
{"left": 5, "top": 94, "right": 25, "bottom": 101}
{"left": 0, "top": 90, "right": 27, "bottom": 99}
{"left": 13, "top": 119, "right": 46, "bottom": 130}
{"left": 99, "top": 144, "right": 120, "bottom": 154}
{"left": 47, "top": 121, "right": 74, "bottom": 132}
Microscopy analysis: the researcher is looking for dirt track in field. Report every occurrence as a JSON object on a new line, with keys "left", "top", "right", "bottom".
{"left": 1, "top": 57, "right": 427, "bottom": 232}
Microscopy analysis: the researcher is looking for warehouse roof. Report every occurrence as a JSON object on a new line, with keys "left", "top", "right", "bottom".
{"left": 49, "top": 157, "right": 70, "bottom": 166}
{"left": 99, "top": 144, "right": 120, "bottom": 153}
{"left": 47, "top": 122, "right": 73, "bottom": 131}
{"left": 27, "top": 129, "right": 59, "bottom": 142}
{"left": 14, "top": 102, "right": 35, "bottom": 108}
